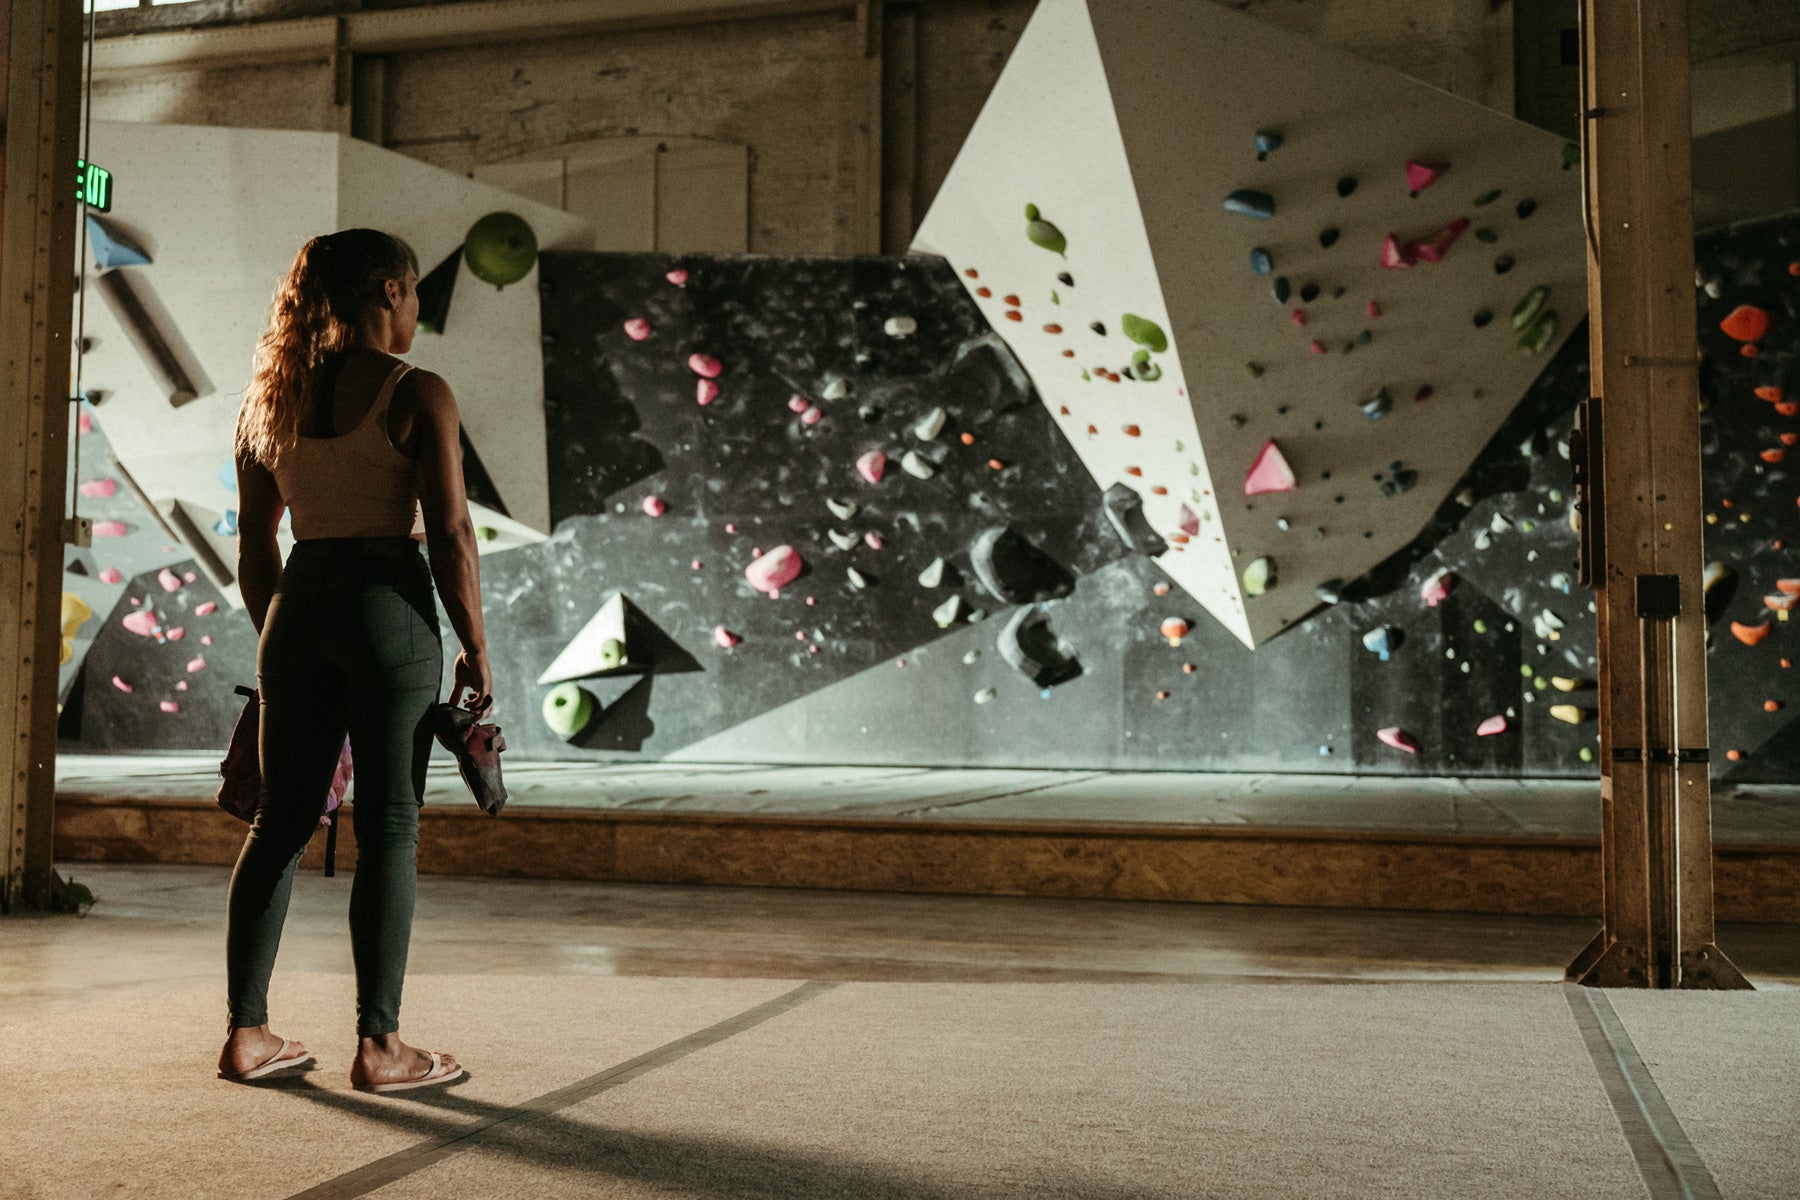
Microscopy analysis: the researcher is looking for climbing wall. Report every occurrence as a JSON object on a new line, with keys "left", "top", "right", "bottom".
{"left": 912, "top": 0, "right": 1586, "bottom": 648}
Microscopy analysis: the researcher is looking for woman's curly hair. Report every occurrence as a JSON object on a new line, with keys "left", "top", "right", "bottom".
{"left": 235, "top": 227, "right": 416, "bottom": 468}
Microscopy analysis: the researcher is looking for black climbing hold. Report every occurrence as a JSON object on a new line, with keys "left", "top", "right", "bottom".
{"left": 1516, "top": 197, "right": 1538, "bottom": 219}
{"left": 1057, "top": 272, "right": 1074, "bottom": 286}
{"left": 1494, "top": 255, "right": 1515, "bottom": 275}
{"left": 1223, "top": 189, "right": 1276, "bottom": 219}
{"left": 1271, "top": 276, "right": 1292, "bottom": 304}
{"left": 1314, "top": 579, "right": 1345, "bottom": 605}
{"left": 1332, "top": 286, "right": 1346, "bottom": 299}
{"left": 1090, "top": 321, "right": 1106, "bottom": 336}
{"left": 1253, "top": 130, "right": 1283, "bottom": 160}
{"left": 1474, "top": 188, "right": 1502, "bottom": 207}
{"left": 1321, "top": 470, "right": 1332, "bottom": 480}
{"left": 1276, "top": 404, "right": 1290, "bottom": 415}
{"left": 1101, "top": 483, "right": 1168, "bottom": 558}
{"left": 1336, "top": 176, "right": 1358, "bottom": 198}
{"left": 1472, "top": 309, "right": 1493, "bottom": 328}
{"left": 1378, "top": 469, "right": 1418, "bottom": 497}
{"left": 1299, "top": 282, "right": 1320, "bottom": 303}
{"left": 858, "top": 405, "right": 884, "bottom": 424}
{"left": 998, "top": 607, "right": 1083, "bottom": 688}
{"left": 1318, "top": 227, "right": 1340, "bottom": 249}
{"left": 969, "top": 527, "right": 1076, "bottom": 605}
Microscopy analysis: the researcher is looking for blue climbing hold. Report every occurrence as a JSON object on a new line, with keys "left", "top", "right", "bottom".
{"left": 1250, "top": 247, "right": 1273, "bottom": 276}
{"left": 1223, "top": 189, "right": 1276, "bottom": 219}
{"left": 1253, "top": 131, "right": 1284, "bottom": 159}
{"left": 216, "top": 463, "right": 238, "bottom": 494}
{"left": 85, "top": 213, "right": 152, "bottom": 270}
{"left": 1361, "top": 626, "right": 1403, "bottom": 661}
{"left": 213, "top": 509, "right": 238, "bottom": 537}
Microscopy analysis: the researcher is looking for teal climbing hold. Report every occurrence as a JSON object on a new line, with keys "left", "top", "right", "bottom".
{"left": 1250, "top": 247, "right": 1273, "bottom": 276}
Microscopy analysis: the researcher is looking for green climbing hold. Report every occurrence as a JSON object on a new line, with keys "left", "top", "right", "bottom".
{"left": 1474, "top": 188, "right": 1502, "bottom": 207}
{"left": 464, "top": 212, "right": 539, "bottom": 289}
{"left": 475, "top": 525, "right": 499, "bottom": 542}
{"left": 1132, "top": 349, "right": 1162, "bottom": 382}
{"left": 1511, "top": 285, "right": 1550, "bottom": 331}
{"left": 598, "top": 636, "right": 627, "bottom": 671}
{"left": 1474, "top": 227, "right": 1498, "bottom": 244}
{"left": 1025, "top": 203, "right": 1040, "bottom": 220}
{"left": 1245, "top": 362, "right": 1266, "bottom": 379}
{"left": 1561, "top": 140, "right": 1581, "bottom": 170}
{"left": 1027, "top": 218, "right": 1067, "bottom": 256}
{"left": 1120, "top": 313, "right": 1168, "bottom": 353}
{"left": 1242, "top": 557, "right": 1275, "bottom": 596}
{"left": 542, "top": 682, "right": 596, "bottom": 737}
{"left": 1518, "top": 310, "right": 1559, "bottom": 356}
{"left": 1473, "top": 619, "right": 1488, "bottom": 634}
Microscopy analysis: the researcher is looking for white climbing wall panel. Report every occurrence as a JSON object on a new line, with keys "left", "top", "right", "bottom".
{"left": 75, "top": 122, "right": 590, "bottom": 607}
{"left": 913, "top": 0, "right": 1585, "bottom": 647}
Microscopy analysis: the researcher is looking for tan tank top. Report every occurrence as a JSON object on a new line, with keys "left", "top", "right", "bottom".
{"left": 271, "top": 359, "right": 426, "bottom": 540}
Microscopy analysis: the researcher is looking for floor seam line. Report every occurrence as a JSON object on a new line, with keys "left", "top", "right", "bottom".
{"left": 1562, "top": 983, "right": 1723, "bottom": 1200}
{"left": 283, "top": 979, "right": 838, "bottom": 1200}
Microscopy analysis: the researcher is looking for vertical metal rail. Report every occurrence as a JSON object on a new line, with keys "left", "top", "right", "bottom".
{"left": 1568, "top": 0, "right": 1748, "bottom": 989}
{"left": 1, "top": 0, "right": 84, "bottom": 911}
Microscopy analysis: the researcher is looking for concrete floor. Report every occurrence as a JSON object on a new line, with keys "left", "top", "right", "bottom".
{"left": 4, "top": 865, "right": 1798, "bottom": 1199}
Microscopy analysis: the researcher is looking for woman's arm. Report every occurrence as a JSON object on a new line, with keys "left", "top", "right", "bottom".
{"left": 406, "top": 370, "right": 487, "bottom": 657}
{"left": 234, "top": 449, "right": 286, "bottom": 636}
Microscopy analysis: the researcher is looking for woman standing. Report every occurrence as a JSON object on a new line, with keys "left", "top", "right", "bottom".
{"left": 219, "top": 228, "right": 493, "bottom": 1091}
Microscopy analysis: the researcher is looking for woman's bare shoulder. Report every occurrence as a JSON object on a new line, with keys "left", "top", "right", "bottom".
{"left": 395, "top": 364, "right": 456, "bottom": 411}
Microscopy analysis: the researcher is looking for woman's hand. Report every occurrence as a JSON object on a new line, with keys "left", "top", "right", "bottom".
{"left": 450, "top": 648, "right": 494, "bottom": 716}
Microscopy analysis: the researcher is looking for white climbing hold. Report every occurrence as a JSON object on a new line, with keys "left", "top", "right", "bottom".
{"left": 1489, "top": 512, "right": 1514, "bottom": 534}
{"left": 821, "top": 375, "right": 849, "bottom": 402}
{"left": 918, "top": 557, "right": 946, "bottom": 588}
{"left": 828, "top": 529, "right": 859, "bottom": 551}
{"left": 642, "top": 496, "right": 667, "bottom": 517}
{"left": 901, "top": 450, "right": 936, "bottom": 480}
{"left": 914, "top": 407, "right": 947, "bottom": 440}
{"left": 1421, "top": 568, "right": 1454, "bottom": 607}
{"left": 1242, "top": 557, "right": 1275, "bottom": 596}
{"left": 847, "top": 566, "right": 869, "bottom": 590}
{"left": 933, "top": 594, "right": 964, "bottom": 627}
{"left": 826, "top": 498, "right": 859, "bottom": 521}
{"left": 884, "top": 316, "right": 918, "bottom": 337}
{"left": 974, "top": 687, "right": 997, "bottom": 705}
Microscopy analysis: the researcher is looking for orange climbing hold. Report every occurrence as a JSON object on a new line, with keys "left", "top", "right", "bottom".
{"left": 1731, "top": 620, "right": 1773, "bottom": 645}
{"left": 1122, "top": 425, "right": 1141, "bottom": 437}
{"left": 1766, "top": 700, "right": 1784, "bottom": 713}
{"left": 1791, "top": 261, "right": 1800, "bottom": 276}
{"left": 1727, "top": 749, "right": 1743, "bottom": 762}
{"left": 1003, "top": 294, "right": 1021, "bottom": 306}
{"left": 1125, "top": 466, "right": 1143, "bottom": 476}
{"left": 1062, "top": 349, "right": 1076, "bottom": 357}
{"left": 961, "top": 432, "right": 976, "bottom": 444}
{"left": 1783, "top": 433, "right": 1800, "bottom": 446}
{"left": 1776, "top": 579, "right": 1800, "bottom": 595}
{"left": 1755, "top": 385, "right": 1784, "bottom": 403}
{"left": 975, "top": 287, "right": 992, "bottom": 298}
{"left": 1721, "top": 304, "right": 1771, "bottom": 342}
{"left": 1763, "top": 449, "right": 1787, "bottom": 463}
{"left": 1004, "top": 310, "right": 1023, "bottom": 322}
{"left": 1043, "top": 324, "right": 1063, "bottom": 334}
{"left": 1779, "top": 402, "right": 1800, "bottom": 416}
{"left": 965, "top": 267, "right": 980, "bottom": 278}
{"left": 1742, "top": 344, "right": 1761, "bottom": 358}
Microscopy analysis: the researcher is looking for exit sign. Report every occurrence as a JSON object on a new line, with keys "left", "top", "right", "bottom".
{"left": 76, "top": 159, "right": 112, "bottom": 212}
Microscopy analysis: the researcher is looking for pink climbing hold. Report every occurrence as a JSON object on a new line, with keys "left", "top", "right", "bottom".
{"left": 158, "top": 567, "right": 182, "bottom": 592}
{"left": 642, "top": 496, "right": 667, "bottom": 517}
{"left": 92, "top": 521, "right": 128, "bottom": 538}
{"left": 688, "top": 353, "right": 723, "bottom": 379}
{"left": 1406, "top": 217, "right": 1470, "bottom": 265}
{"left": 1377, "top": 726, "right": 1421, "bottom": 754}
{"left": 186, "top": 656, "right": 206, "bottom": 673}
{"left": 1405, "top": 160, "right": 1447, "bottom": 194}
{"left": 745, "top": 544, "right": 803, "bottom": 595}
{"left": 183, "top": 572, "right": 196, "bottom": 583}
{"left": 1381, "top": 234, "right": 1415, "bottom": 270}
{"left": 1421, "top": 568, "right": 1455, "bottom": 608}
{"left": 1308, "top": 340, "right": 1327, "bottom": 355}
{"left": 1476, "top": 715, "right": 1509, "bottom": 737}
{"left": 166, "top": 627, "right": 184, "bottom": 641}
{"left": 1177, "top": 504, "right": 1201, "bottom": 536}
{"left": 696, "top": 379, "right": 719, "bottom": 406}
{"left": 1244, "top": 440, "right": 1297, "bottom": 496}
{"left": 78, "top": 411, "right": 92, "bottom": 434}
{"left": 801, "top": 407, "right": 823, "bottom": 426}
{"left": 176, "top": 681, "right": 188, "bottom": 691}
{"left": 864, "top": 532, "right": 883, "bottom": 550}
{"left": 714, "top": 626, "right": 742, "bottom": 648}
{"left": 665, "top": 268, "right": 689, "bottom": 286}
{"left": 857, "top": 450, "right": 887, "bottom": 484}
{"left": 78, "top": 478, "right": 116, "bottom": 499}
{"left": 111, "top": 675, "right": 132, "bottom": 693}
{"left": 159, "top": 700, "right": 180, "bottom": 713}
{"left": 123, "top": 611, "right": 160, "bottom": 637}
{"left": 787, "top": 395, "right": 810, "bottom": 413}
{"left": 623, "top": 318, "right": 652, "bottom": 341}
{"left": 195, "top": 601, "right": 217, "bottom": 616}
{"left": 1367, "top": 300, "right": 1382, "bottom": 320}
{"left": 98, "top": 567, "right": 123, "bottom": 584}
{"left": 1290, "top": 309, "right": 1307, "bottom": 328}
{"left": 200, "top": 635, "right": 212, "bottom": 646}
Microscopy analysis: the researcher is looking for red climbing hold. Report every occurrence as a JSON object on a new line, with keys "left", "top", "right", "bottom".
{"left": 1782, "top": 433, "right": 1798, "bottom": 446}
{"left": 1776, "top": 402, "right": 1799, "bottom": 416}
{"left": 1755, "top": 386, "right": 1784, "bottom": 403}
{"left": 1742, "top": 344, "right": 1761, "bottom": 358}
{"left": 1405, "top": 160, "right": 1447, "bottom": 194}
{"left": 1776, "top": 579, "right": 1800, "bottom": 595}
{"left": 964, "top": 267, "right": 979, "bottom": 278}
{"left": 1003, "top": 294, "right": 1021, "bottom": 306}
{"left": 1405, "top": 217, "right": 1470, "bottom": 264}
{"left": 1367, "top": 300, "right": 1382, "bottom": 320}
{"left": 1731, "top": 620, "right": 1772, "bottom": 646}
{"left": 1244, "top": 440, "right": 1297, "bottom": 496}
{"left": 1720, "top": 304, "right": 1770, "bottom": 342}
{"left": 1122, "top": 425, "right": 1141, "bottom": 437}
{"left": 1309, "top": 340, "right": 1327, "bottom": 355}
{"left": 1380, "top": 234, "right": 1415, "bottom": 270}
{"left": 1004, "top": 310, "right": 1023, "bottom": 322}
{"left": 1291, "top": 309, "right": 1307, "bottom": 328}
{"left": 1762, "top": 449, "right": 1787, "bottom": 464}
{"left": 976, "top": 287, "right": 992, "bottom": 298}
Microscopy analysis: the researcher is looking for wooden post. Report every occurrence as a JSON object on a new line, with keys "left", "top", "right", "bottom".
{"left": 0, "top": 0, "right": 82, "bottom": 912}
{"left": 1569, "top": 0, "right": 1748, "bottom": 988}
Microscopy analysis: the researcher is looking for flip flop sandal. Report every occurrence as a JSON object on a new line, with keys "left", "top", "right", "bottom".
{"left": 354, "top": 1051, "right": 466, "bottom": 1094}
{"left": 218, "top": 1037, "right": 315, "bottom": 1082}
{"left": 431, "top": 703, "right": 508, "bottom": 815}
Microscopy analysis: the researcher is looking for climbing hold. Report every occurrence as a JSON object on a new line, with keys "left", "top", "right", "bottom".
{"left": 1475, "top": 227, "right": 1499, "bottom": 244}
{"left": 688, "top": 353, "right": 723, "bottom": 379}
{"left": 78, "top": 478, "right": 116, "bottom": 499}
{"left": 1405, "top": 217, "right": 1470, "bottom": 264}
{"left": 1405, "top": 160, "right": 1447, "bottom": 195}
{"left": 1376, "top": 726, "right": 1420, "bottom": 754}
{"left": 1380, "top": 234, "right": 1415, "bottom": 270}
{"left": 1731, "top": 620, "right": 1772, "bottom": 646}
{"left": 665, "top": 268, "right": 689, "bottom": 286}
{"left": 1336, "top": 176, "right": 1358, "bottom": 198}
{"left": 998, "top": 607, "right": 1082, "bottom": 688}
{"left": 1362, "top": 626, "right": 1403, "bottom": 661}
{"left": 1756, "top": 385, "right": 1785, "bottom": 403}
{"left": 542, "top": 683, "right": 597, "bottom": 738}
{"left": 1160, "top": 617, "right": 1189, "bottom": 646}
{"left": 1271, "top": 277, "right": 1292, "bottom": 304}
{"left": 933, "top": 594, "right": 965, "bottom": 628}
{"left": 1023, "top": 203, "right": 1067, "bottom": 255}
{"left": 1474, "top": 188, "right": 1502, "bottom": 207}
{"left": 1241, "top": 557, "right": 1275, "bottom": 596}
{"left": 901, "top": 450, "right": 936, "bottom": 480}
{"left": 92, "top": 521, "right": 128, "bottom": 538}
{"left": 1511, "top": 285, "right": 1550, "bottom": 330}
{"left": 1551, "top": 676, "right": 1591, "bottom": 692}
{"left": 641, "top": 496, "right": 667, "bottom": 517}
{"left": 1244, "top": 440, "right": 1296, "bottom": 495}
{"left": 801, "top": 406, "right": 823, "bottom": 426}
{"left": 623, "top": 318, "right": 651, "bottom": 341}
{"left": 1253, "top": 130, "right": 1283, "bottom": 158}
{"left": 918, "top": 558, "right": 946, "bottom": 588}
{"left": 969, "top": 527, "right": 1075, "bottom": 604}
{"left": 1377, "top": 466, "right": 1419, "bottom": 497}
{"left": 1101, "top": 484, "right": 1167, "bottom": 558}
{"left": 159, "top": 701, "right": 180, "bottom": 714}
{"left": 847, "top": 566, "right": 869, "bottom": 590}
{"left": 1421, "top": 568, "right": 1454, "bottom": 607}
{"left": 1130, "top": 351, "right": 1162, "bottom": 382}
{"left": 85, "top": 213, "right": 153, "bottom": 269}
{"left": 1515, "top": 198, "right": 1538, "bottom": 219}
{"left": 463, "top": 212, "right": 538, "bottom": 289}
{"left": 1224, "top": 189, "right": 1276, "bottom": 219}
{"left": 864, "top": 532, "right": 883, "bottom": 551}
{"left": 914, "top": 407, "right": 947, "bottom": 440}
{"left": 713, "top": 626, "right": 742, "bottom": 648}
{"left": 1720, "top": 305, "right": 1770, "bottom": 343}
{"left": 1518, "top": 311, "right": 1559, "bottom": 356}
{"left": 884, "top": 316, "right": 918, "bottom": 337}
{"left": 194, "top": 601, "right": 217, "bottom": 617}
{"left": 746, "top": 545, "right": 804, "bottom": 596}
{"left": 111, "top": 675, "right": 133, "bottom": 693}
{"left": 1472, "top": 309, "right": 1493, "bottom": 329}
{"left": 1533, "top": 610, "right": 1566, "bottom": 640}
{"left": 1494, "top": 255, "right": 1515, "bottom": 275}
{"left": 97, "top": 567, "right": 123, "bottom": 585}
{"left": 828, "top": 529, "right": 860, "bottom": 551}
{"left": 696, "top": 379, "right": 719, "bottom": 406}
{"left": 1121, "top": 313, "right": 1168, "bottom": 353}
{"left": 1477, "top": 715, "right": 1509, "bottom": 737}
{"left": 1314, "top": 579, "right": 1345, "bottom": 605}
{"left": 856, "top": 451, "right": 887, "bottom": 483}
{"left": 1360, "top": 388, "right": 1393, "bottom": 420}
{"left": 157, "top": 567, "right": 181, "bottom": 593}
{"left": 974, "top": 687, "right": 997, "bottom": 705}
{"left": 1549, "top": 704, "right": 1592, "bottom": 725}
{"left": 826, "top": 498, "right": 858, "bottom": 521}
{"left": 1318, "top": 227, "right": 1340, "bottom": 249}
{"left": 1250, "top": 247, "right": 1273, "bottom": 276}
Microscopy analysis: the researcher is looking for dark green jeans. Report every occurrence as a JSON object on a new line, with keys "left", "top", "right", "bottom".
{"left": 226, "top": 535, "right": 442, "bottom": 1038}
